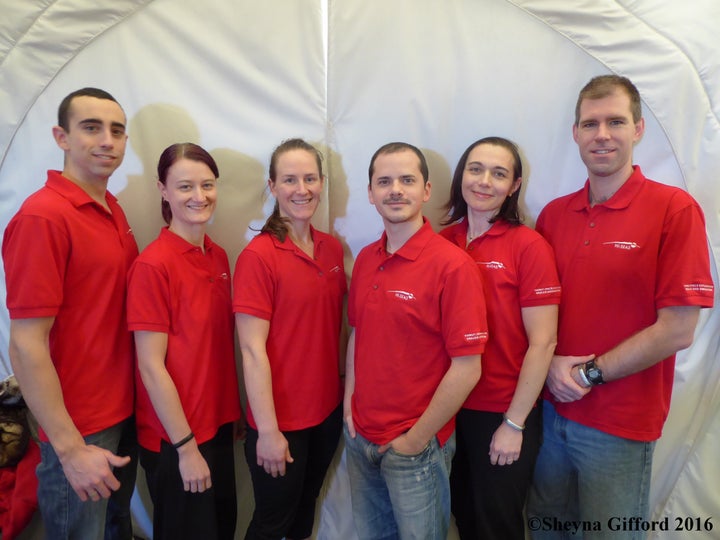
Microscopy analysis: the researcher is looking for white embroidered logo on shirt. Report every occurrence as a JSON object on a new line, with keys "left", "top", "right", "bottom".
{"left": 602, "top": 241, "right": 640, "bottom": 250}
{"left": 388, "top": 290, "right": 416, "bottom": 301}
{"left": 329, "top": 265, "right": 341, "bottom": 273}
{"left": 684, "top": 283, "right": 714, "bottom": 293}
{"left": 478, "top": 261, "right": 506, "bottom": 270}
{"left": 464, "top": 331, "right": 488, "bottom": 343}
{"left": 534, "top": 286, "right": 561, "bottom": 296}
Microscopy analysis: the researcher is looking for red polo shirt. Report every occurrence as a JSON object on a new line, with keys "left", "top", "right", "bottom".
{"left": 537, "top": 166, "right": 714, "bottom": 441}
{"left": 233, "top": 228, "right": 346, "bottom": 431}
{"left": 127, "top": 228, "right": 241, "bottom": 451}
{"left": 440, "top": 220, "right": 561, "bottom": 411}
{"left": 3, "top": 170, "right": 138, "bottom": 439}
{"left": 349, "top": 219, "right": 488, "bottom": 446}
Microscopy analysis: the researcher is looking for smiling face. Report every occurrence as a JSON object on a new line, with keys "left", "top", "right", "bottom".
{"left": 461, "top": 143, "right": 521, "bottom": 220}
{"left": 269, "top": 148, "right": 323, "bottom": 224}
{"left": 53, "top": 95, "right": 127, "bottom": 184}
{"left": 158, "top": 158, "right": 217, "bottom": 235}
{"left": 368, "top": 149, "right": 430, "bottom": 227}
{"left": 573, "top": 88, "right": 644, "bottom": 183}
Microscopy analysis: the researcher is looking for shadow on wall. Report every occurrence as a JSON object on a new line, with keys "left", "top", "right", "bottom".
{"left": 422, "top": 148, "right": 452, "bottom": 233}
{"left": 321, "top": 143, "right": 353, "bottom": 278}
{"left": 116, "top": 103, "right": 265, "bottom": 263}
{"left": 210, "top": 147, "right": 265, "bottom": 267}
{"left": 118, "top": 103, "right": 198, "bottom": 251}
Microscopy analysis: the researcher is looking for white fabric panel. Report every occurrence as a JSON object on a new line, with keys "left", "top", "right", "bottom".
{"left": 0, "top": 0, "right": 153, "bottom": 166}
{"left": 1, "top": 1, "right": 718, "bottom": 538}
{"left": 0, "top": 0, "right": 328, "bottom": 373}
{"left": 1, "top": 1, "right": 326, "bottom": 537}
{"left": 507, "top": 2, "right": 720, "bottom": 532}
{"left": 326, "top": 1, "right": 719, "bottom": 538}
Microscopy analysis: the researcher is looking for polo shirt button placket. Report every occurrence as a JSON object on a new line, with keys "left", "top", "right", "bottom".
{"left": 585, "top": 217, "right": 597, "bottom": 246}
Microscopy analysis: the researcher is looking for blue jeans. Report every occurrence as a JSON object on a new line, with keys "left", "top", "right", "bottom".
{"left": 526, "top": 401, "right": 655, "bottom": 540}
{"left": 344, "top": 425, "right": 455, "bottom": 540}
{"left": 37, "top": 420, "right": 125, "bottom": 540}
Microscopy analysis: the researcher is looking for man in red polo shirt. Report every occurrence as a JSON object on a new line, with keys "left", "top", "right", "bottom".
{"left": 3, "top": 88, "right": 138, "bottom": 539}
{"left": 526, "top": 75, "right": 715, "bottom": 538}
{"left": 343, "top": 142, "right": 488, "bottom": 539}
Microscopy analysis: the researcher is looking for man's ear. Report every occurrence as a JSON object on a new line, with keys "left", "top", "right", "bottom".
{"left": 52, "top": 126, "right": 69, "bottom": 151}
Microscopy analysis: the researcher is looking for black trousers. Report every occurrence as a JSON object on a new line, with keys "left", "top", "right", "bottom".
{"left": 105, "top": 416, "right": 138, "bottom": 540}
{"left": 244, "top": 405, "right": 342, "bottom": 540}
{"left": 140, "top": 423, "right": 237, "bottom": 540}
{"left": 451, "top": 407, "right": 542, "bottom": 540}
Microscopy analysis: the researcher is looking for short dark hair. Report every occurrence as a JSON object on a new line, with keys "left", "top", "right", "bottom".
{"left": 263, "top": 138, "right": 324, "bottom": 242}
{"left": 57, "top": 88, "right": 120, "bottom": 131}
{"left": 157, "top": 143, "right": 219, "bottom": 225}
{"left": 368, "top": 142, "right": 429, "bottom": 185}
{"left": 575, "top": 75, "right": 642, "bottom": 125}
{"left": 442, "top": 136, "right": 523, "bottom": 227}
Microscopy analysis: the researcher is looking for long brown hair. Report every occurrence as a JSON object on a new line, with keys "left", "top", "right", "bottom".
{"left": 442, "top": 137, "right": 523, "bottom": 227}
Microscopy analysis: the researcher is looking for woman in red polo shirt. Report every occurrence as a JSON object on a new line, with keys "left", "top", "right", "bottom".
{"left": 233, "top": 138, "right": 345, "bottom": 540}
{"left": 127, "top": 143, "right": 241, "bottom": 540}
{"left": 440, "top": 137, "right": 561, "bottom": 540}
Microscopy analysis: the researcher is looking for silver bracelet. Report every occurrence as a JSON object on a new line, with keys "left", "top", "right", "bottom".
{"left": 577, "top": 365, "right": 592, "bottom": 387}
{"left": 503, "top": 414, "right": 525, "bottom": 432}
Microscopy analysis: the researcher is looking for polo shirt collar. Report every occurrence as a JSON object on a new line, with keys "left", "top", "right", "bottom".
{"left": 160, "top": 226, "right": 213, "bottom": 254}
{"left": 45, "top": 170, "right": 118, "bottom": 209}
{"left": 270, "top": 225, "right": 324, "bottom": 255}
{"left": 377, "top": 217, "right": 434, "bottom": 261}
{"left": 445, "top": 217, "right": 511, "bottom": 246}
{"left": 570, "top": 165, "right": 645, "bottom": 212}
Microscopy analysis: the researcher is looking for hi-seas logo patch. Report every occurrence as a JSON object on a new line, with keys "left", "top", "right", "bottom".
{"left": 387, "top": 290, "right": 416, "bottom": 301}
{"left": 602, "top": 241, "right": 640, "bottom": 250}
{"left": 478, "top": 260, "right": 506, "bottom": 270}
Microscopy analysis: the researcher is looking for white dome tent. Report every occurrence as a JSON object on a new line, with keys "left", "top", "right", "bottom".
{"left": 1, "top": 1, "right": 718, "bottom": 538}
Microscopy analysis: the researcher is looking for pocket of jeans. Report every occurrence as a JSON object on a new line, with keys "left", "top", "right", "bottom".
{"left": 386, "top": 438, "right": 433, "bottom": 459}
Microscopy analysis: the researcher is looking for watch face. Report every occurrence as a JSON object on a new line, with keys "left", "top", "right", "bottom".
{"left": 586, "top": 362, "right": 603, "bottom": 383}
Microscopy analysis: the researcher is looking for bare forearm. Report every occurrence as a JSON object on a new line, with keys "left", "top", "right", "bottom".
{"left": 139, "top": 365, "right": 192, "bottom": 443}
{"left": 596, "top": 306, "right": 699, "bottom": 382}
{"left": 9, "top": 320, "right": 83, "bottom": 455}
{"left": 135, "top": 331, "right": 193, "bottom": 443}
{"left": 405, "top": 355, "right": 481, "bottom": 448}
{"left": 343, "top": 331, "right": 356, "bottom": 414}
{"left": 505, "top": 342, "right": 554, "bottom": 426}
{"left": 241, "top": 348, "right": 280, "bottom": 433}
